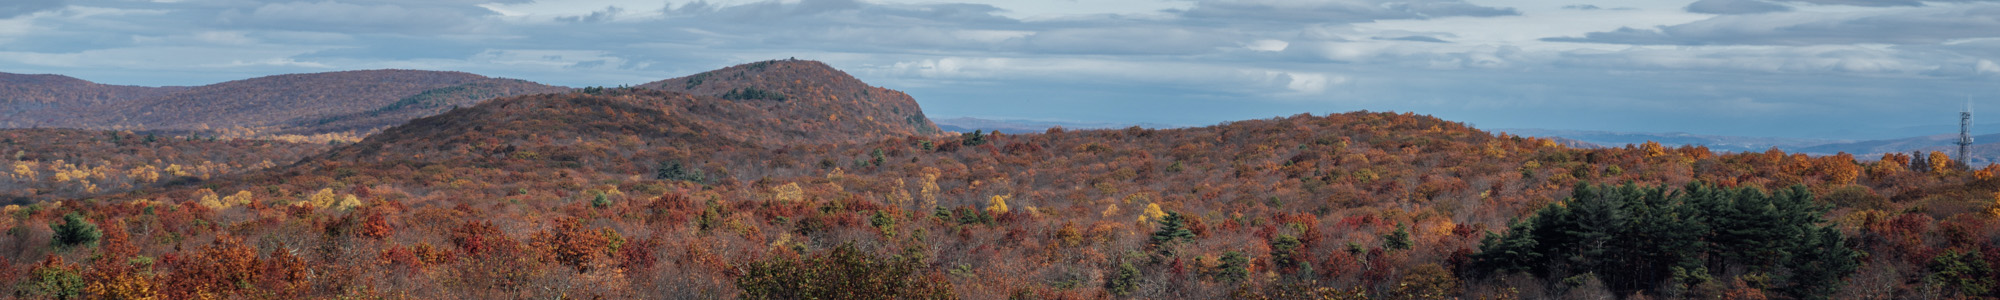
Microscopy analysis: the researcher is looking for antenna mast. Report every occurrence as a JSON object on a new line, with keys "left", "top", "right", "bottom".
{"left": 1961, "top": 98, "right": 1974, "bottom": 168}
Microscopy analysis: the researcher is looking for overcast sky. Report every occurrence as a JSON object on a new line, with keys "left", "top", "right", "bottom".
{"left": 3, "top": 0, "right": 1998, "bottom": 139}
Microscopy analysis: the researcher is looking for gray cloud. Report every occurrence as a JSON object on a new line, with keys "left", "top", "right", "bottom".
{"left": 1769, "top": 0, "right": 2000, "bottom": 7}
{"left": 1770, "top": 0, "right": 1924, "bottom": 7}
{"left": 1686, "top": 0, "right": 1792, "bottom": 14}
{"left": 558, "top": 6, "right": 623, "bottom": 23}
{"left": 0, "top": 0, "right": 63, "bottom": 18}
{"left": 1548, "top": 4, "right": 2000, "bottom": 46}
{"left": 1010, "top": 27, "right": 1237, "bottom": 55}
{"left": 1377, "top": 36, "right": 1449, "bottom": 43}
{"left": 215, "top": 1, "right": 495, "bottom": 34}
{"left": 1176, "top": 0, "right": 1518, "bottom": 24}
{"left": 664, "top": 0, "right": 1016, "bottom": 28}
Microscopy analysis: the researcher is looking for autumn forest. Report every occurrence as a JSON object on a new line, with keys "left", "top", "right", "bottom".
{"left": 3, "top": 60, "right": 1996, "bottom": 299}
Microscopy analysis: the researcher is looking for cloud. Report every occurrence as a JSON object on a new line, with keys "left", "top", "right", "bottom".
{"left": 1009, "top": 27, "right": 1237, "bottom": 55}
{"left": 1552, "top": 45, "right": 1933, "bottom": 75}
{"left": 1548, "top": 4, "right": 2000, "bottom": 46}
{"left": 1377, "top": 36, "right": 1449, "bottom": 43}
{"left": 216, "top": 1, "right": 494, "bottom": 34}
{"left": 665, "top": 0, "right": 1018, "bottom": 27}
{"left": 1769, "top": 0, "right": 1924, "bottom": 7}
{"left": 1177, "top": 0, "right": 1518, "bottom": 24}
{"left": 1686, "top": 0, "right": 1793, "bottom": 14}
{"left": 0, "top": 0, "right": 63, "bottom": 19}
{"left": 557, "top": 6, "right": 623, "bottom": 23}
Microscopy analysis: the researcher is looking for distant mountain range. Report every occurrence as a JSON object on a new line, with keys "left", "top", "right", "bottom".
{"left": 0, "top": 70, "right": 567, "bottom": 137}
{"left": 932, "top": 117, "right": 1176, "bottom": 134}
{"left": 1493, "top": 129, "right": 1848, "bottom": 153}
{"left": 1500, "top": 128, "right": 2000, "bottom": 165}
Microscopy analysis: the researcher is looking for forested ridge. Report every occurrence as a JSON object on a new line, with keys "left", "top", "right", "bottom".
{"left": 2, "top": 60, "right": 1997, "bottom": 299}
{"left": 0, "top": 70, "right": 567, "bottom": 142}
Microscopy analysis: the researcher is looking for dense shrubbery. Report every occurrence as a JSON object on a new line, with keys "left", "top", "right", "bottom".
{"left": 737, "top": 243, "right": 954, "bottom": 300}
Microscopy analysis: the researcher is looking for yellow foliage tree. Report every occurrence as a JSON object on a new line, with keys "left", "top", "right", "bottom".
{"left": 1817, "top": 156, "right": 1861, "bottom": 185}
{"left": 336, "top": 194, "right": 363, "bottom": 210}
{"left": 85, "top": 271, "right": 159, "bottom": 300}
{"left": 1929, "top": 151, "right": 1956, "bottom": 175}
{"left": 1640, "top": 141, "right": 1667, "bottom": 158}
{"left": 164, "top": 164, "right": 190, "bottom": 177}
{"left": 1867, "top": 155, "right": 1907, "bottom": 178}
{"left": 196, "top": 189, "right": 226, "bottom": 209}
{"left": 222, "top": 190, "right": 255, "bottom": 207}
{"left": 773, "top": 182, "right": 805, "bottom": 203}
{"left": 1102, "top": 203, "right": 1119, "bottom": 217}
{"left": 1989, "top": 192, "right": 2000, "bottom": 218}
{"left": 1139, "top": 203, "right": 1166, "bottom": 223}
{"left": 305, "top": 188, "right": 339, "bottom": 208}
{"left": 11, "top": 162, "right": 34, "bottom": 180}
{"left": 889, "top": 178, "right": 914, "bottom": 208}
{"left": 919, "top": 172, "right": 940, "bottom": 210}
{"left": 986, "top": 195, "right": 1010, "bottom": 215}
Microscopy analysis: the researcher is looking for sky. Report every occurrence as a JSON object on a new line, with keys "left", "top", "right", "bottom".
{"left": 2, "top": 0, "right": 1999, "bottom": 140}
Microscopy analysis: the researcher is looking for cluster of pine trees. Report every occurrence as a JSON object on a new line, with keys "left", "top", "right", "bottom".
{"left": 1472, "top": 183, "right": 1857, "bottom": 298}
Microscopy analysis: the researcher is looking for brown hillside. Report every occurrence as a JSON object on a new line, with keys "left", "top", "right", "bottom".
{"left": 319, "top": 85, "right": 938, "bottom": 171}
{"left": 322, "top": 90, "right": 761, "bottom": 166}
{"left": 90, "top": 70, "right": 564, "bottom": 135}
{"left": 282, "top": 78, "right": 571, "bottom": 135}
{"left": 0, "top": 128, "right": 329, "bottom": 203}
{"left": 641, "top": 59, "right": 942, "bottom": 142}
{"left": 0, "top": 73, "right": 186, "bottom": 128}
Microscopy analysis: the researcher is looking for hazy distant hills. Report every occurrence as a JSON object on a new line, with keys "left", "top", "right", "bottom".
{"left": 638, "top": 59, "right": 941, "bottom": 142}
{"left": 0, "top": 70, "right": 567, "bottom": 136}
{"left": 931, "top": 117, "right": 1177, "bottom": 134}
{"left": 0, "top": 72, "right": 188, "bottom": 127}
{"left": 93, "top": 70, "right": 568, "bottom": 135}
{"left": 1794, "top": 133, "right": 2000, "bottom": 155}
{"left": 1503, "top": 127, "right": 2000, "bottom": 165}
{"left": 1495, "top": 128, "right": 1846, "bottom": 152}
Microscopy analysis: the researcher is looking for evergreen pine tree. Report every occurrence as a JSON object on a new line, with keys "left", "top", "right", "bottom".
{"left": 1150, "top": 212, "right": 1194, "bottom": 247}
{"left": 1383, "top": 223, "right": 1413, "bottom": 251}
{"left": 50, "top": 213, "right": 100, "bottom": 249}
{"left": 1108, "top": 262, "right": 1141, "bottom": 296}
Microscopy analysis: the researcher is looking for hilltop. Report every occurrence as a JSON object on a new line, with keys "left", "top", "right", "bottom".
{"left": 0, "top": 73, "right": 187, "bottom": 128}
{"left": 639, "top": 59, "right": 942, "bottom": 142}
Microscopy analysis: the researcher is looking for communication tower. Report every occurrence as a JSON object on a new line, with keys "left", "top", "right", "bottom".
{"left": 1960, "top": 99, "right": 1974, "bottom": 168}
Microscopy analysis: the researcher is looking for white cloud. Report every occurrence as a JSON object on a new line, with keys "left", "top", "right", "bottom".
{"left": 1245, "top": 39, "right": 1289, "bottom": 52}
{"left": 216, "top": 1, "right": 493, "bottom": 34}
